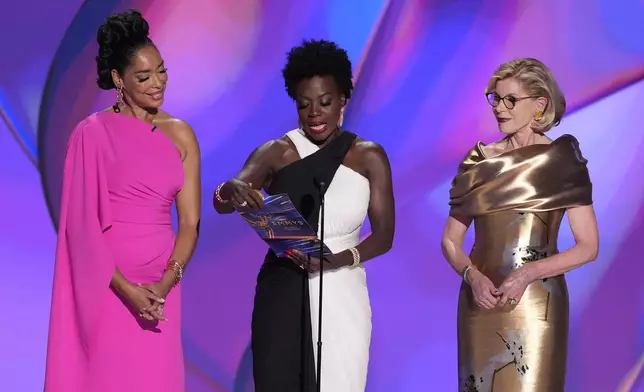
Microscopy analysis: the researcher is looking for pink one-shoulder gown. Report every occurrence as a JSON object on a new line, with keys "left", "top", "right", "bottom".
{"left": 44, "top": 111, "right": 185, "bottom": 392}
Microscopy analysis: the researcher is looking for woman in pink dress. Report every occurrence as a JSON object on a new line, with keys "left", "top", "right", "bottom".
{"left": 44, "top": 10, "right": 201, "bottom": 392}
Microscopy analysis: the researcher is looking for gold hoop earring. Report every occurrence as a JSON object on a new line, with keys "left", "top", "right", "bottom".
{"left": 338, "top": 108, "right": 345, "bottom": 127}
{"left": 534, "top": 110, "right": 543, "bottom": 120}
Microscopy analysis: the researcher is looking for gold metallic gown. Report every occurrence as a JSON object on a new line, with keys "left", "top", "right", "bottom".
{"left": 449, "top": 135, "right": 593, "bottom": 392}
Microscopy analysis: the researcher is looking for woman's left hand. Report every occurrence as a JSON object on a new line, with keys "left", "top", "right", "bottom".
{"left": 285, "top": 249, "right": 347, "bottom": 272}
{"left": 496, "top": 265, "right": 536, "bottom": 307}
{"left": 139, "top": 281, "right": 172, "bottom": 318}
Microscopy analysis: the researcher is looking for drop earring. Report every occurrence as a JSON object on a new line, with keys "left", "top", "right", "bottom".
{"left": 338, "top": 107, "right": 345, "bottom": 127}
{"left": 113, "top": 85, "right": 124, "bottom": 113}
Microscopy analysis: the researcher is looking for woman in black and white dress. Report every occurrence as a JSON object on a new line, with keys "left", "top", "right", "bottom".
{"left": 213, "top": 39, "right": 395, "bottom": 392}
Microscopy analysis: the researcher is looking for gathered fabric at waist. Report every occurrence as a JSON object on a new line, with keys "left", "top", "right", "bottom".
{"left": 104, "top": 221, "right": 176, "bottom": 282}
{"left": 110, "top": 201, "right": 173, "bottom": 225}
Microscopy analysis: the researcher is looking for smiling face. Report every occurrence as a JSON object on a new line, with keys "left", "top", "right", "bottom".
{"left": 112, "top": 45, "right": 168, "bottom": 110}
{"left": 489, "top": 77, "right": 546, "bottom": 135}
{"left": 294, "top": 75, "right": 345, "bottom": 142}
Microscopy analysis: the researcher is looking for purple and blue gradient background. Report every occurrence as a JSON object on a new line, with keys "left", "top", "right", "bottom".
{"left": 1, "top": 0, "right": 643, "bottom": 391}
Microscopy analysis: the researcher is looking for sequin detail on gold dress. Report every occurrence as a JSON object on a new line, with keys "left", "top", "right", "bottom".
{"left": 449, "top": 135, "right": 593, "bottom": 392}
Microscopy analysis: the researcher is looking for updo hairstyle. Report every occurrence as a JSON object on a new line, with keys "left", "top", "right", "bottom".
{"left": 96, "top": 9, "right": 154, "bottom": 90}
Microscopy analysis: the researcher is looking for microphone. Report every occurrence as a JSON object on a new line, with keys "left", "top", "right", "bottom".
{"left": 314, "top": 177, "right": 326, "bottom": 193}
{"left": 313, "top": 175, "right": 326, "bottom": 392}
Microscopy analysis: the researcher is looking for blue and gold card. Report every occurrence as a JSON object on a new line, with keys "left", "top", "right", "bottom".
{"left": 238, "top": 193, "right": 332, "bottom": 257}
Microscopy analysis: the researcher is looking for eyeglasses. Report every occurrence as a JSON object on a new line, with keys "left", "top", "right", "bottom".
{"left": 486, "top": 93, "right": 538, "bottom": 109}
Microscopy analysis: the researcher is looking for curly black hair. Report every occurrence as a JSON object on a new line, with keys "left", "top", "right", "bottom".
{"left": 282, "top": 39, "right": 353, "bottom": 100}
{"left": 96, "top": 9, "right": 154, "bottom": 90}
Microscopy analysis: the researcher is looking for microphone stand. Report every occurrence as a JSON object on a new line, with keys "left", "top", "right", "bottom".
{"left": 316, "top": 180, "right": 326, "bottom": 392}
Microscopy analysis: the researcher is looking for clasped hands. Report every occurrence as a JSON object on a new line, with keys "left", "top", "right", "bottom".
{"left": 124, "top": 280, "right": 172, "bottom": 322}
{"left": 284, "top": 249, "right": 349, "bottom": 273}
{"left": 469, "top": 265, "right": 537, "bottom": 310}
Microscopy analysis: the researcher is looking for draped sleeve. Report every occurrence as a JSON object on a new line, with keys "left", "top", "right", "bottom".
{"left": 448, "top": 135, "right": 593, "bottom": 217}
{"left": 447, "top": 144, "right": 485, "bottom": 218}
{"left": 47, "top": 116, "right": 114, "bottom": 358}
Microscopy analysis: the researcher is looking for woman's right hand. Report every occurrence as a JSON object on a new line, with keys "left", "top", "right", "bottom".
{"left": 221, "top": 179, "right": 264, "bottom": 210}
{"left": 122, "top": 282, "right": 167, "bottom": 321}
{"left": 467, "top": 268, "right": 501, "bottom": 310}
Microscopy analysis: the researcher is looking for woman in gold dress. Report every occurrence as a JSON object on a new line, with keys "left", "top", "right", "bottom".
{"left": 441, "top": 58, "right": 600, "bottom": 392}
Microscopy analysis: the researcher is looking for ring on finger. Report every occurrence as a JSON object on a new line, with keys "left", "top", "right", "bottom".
{"left": 240, "top": 200, "right": 248, "bottom": 207}
{"left": 508, "top": 298, "right": 517, "bottom": 305}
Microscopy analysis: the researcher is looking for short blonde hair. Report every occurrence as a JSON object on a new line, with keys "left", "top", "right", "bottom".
{"left": 485, "top": 58, "right": 566, "bottom": 133}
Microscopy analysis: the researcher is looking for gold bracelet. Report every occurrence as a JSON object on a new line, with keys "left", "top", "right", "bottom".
{"left": 166, "top": 259, "right": 184, "bottom": 285}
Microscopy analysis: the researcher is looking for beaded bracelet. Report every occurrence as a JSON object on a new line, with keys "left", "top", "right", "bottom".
{"left": 215, "top": 182, "right": 228, "bottom": 203}
{"left": 349, "top": 247, "right": 361, "bottom": 267}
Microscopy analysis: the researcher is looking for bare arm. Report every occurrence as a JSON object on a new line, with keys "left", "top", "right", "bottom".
{"left": 442, "top": 213, "right": 502, "bottom": 308}
{"left": 529, "top": 205, "right": 599, "bottom": 279}
{"left": 440, "top": 214, "right": 473, "bottom": 275}
{"left": 213, "top": 140, "right": 281, "bottom": 214}
{"left": 159, "top": 121, "right": 201, "bottom": 289}
{"left": 111, "top": 270, "right": 134, "bottom": 294}
{"left": 336, "top": 143, "right": 395, "bottom": 265}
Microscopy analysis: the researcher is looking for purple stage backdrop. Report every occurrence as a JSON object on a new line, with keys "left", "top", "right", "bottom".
{"left": 1, "top": 0, "right": 643, "bottom": 391}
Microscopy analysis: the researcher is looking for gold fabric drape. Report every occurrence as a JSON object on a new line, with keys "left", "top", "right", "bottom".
{"left": 449, "top": 135, "right": 593, "bottom": 392}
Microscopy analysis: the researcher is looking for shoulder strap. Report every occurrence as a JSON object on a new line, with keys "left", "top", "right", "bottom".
{"left": 309, "top": 131, "right": 356, "bottom": 193}
{"left": 285, "top": 129, "right": 319, "bottom": 159}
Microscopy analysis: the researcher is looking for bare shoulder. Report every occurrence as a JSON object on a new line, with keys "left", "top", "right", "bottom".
{"left": 275, "top": 135, "right": 294, "bottom": 151}
{"left": 264, "top": 136, "right": 293, "bottom": 161}
{"left": 255, "top": 136, "right": 291, "bottom": 156}
{"left": 243, "top": 136, "right": 292, "bottom": 166}
{"left": 156, "top": 112, "right": 195, "bottom": 141}
{"left": 154, "top": 112, "right": 198, "bottom": 156}
{"left": 354, "top": 137, "right": 390, "bottom": 163}
{"left": 351, "top": 137, "right": 391, "bottom": 180}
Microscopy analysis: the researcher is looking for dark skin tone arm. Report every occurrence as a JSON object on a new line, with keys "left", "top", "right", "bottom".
{"left": 332, "top": 141, "right": 394, "bottom": 266}
{"left": 214, "top": 132, "right": 395, "bottom": 269}
{"left": 284, "top": 140, "right": 395, "bottom": 270}
{"left": 151, "top": 120, "right": 201, "bottom": 281}
{"left": 137, "top": 119, "right": 201, "bottom": 318}
{"left": 213, "top": 139, "right": 290, "bottom": 213}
